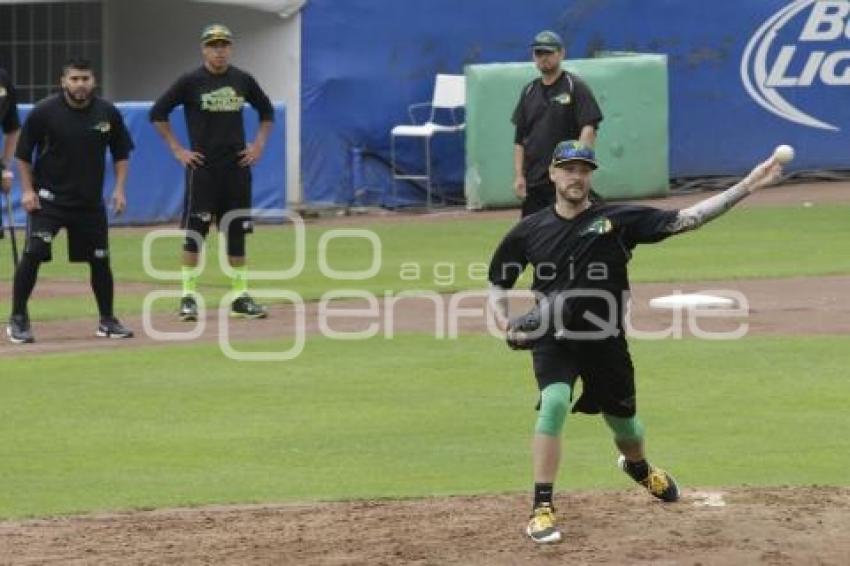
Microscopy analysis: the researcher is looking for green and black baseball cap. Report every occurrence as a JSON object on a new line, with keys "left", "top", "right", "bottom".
{"left": 201, "top": 24, "right": 233, "bottom": 45}
{"left": 551, "top": 140, "right": 598, "bottom": 169}
{"left": 530, "top": 30, "right": 564, "bottom": 53}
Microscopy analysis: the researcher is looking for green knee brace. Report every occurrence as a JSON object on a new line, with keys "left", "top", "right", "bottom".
{"left": 535, "top": 383, "right": 571, "bottom": 436}
{"left": 603, "top": 414, "right": 645, "bottom": 443}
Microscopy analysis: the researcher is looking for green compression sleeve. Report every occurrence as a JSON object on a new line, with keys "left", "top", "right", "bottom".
{"left": 535, "top": 383, "right": 571, "bottom": 436}
{"left": 603, "top": 414, "right": 645, "bottom": 443}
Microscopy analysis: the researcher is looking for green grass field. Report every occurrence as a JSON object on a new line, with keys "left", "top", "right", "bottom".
{"left": 1, "top": 204, "right": 849, "bottom": 321}
{"left": 0, "top": 202, "right": 848, "bottom": 520}
{"left": 1, "top": 335, "right": 848, "bottom": 519}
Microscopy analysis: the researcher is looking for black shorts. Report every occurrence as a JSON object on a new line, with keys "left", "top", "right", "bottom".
{"left": 181, "top": 164, "right": 253, "bottom": 231}
{"left": 24, "top": 203, "right": 109, "bottom": 263}
{"left": 531, "top": 334, "right": 637, "bottom": 418}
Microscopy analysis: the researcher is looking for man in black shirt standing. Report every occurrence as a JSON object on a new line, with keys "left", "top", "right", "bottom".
{"left": 512, "top": 31, "right": 603, "bottom": 217}
{"left": 489, "top": 140, "right": 784, "bottom": 543}
{"left": 0, "top": 66, "right": 21, "bottom": 242}
{"left": 150, "top": 24, "right": 275, "bottom": 322}
{"left": 7, "top": 58, "right": 134, "bottom": 344}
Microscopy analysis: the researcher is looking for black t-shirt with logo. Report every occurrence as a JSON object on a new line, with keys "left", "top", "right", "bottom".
{"left": 489, "top": 204, "right": 677, "bottom": 331}
{"left": 149, "top": 65, "right": 274, "bottom": 167}
{"left": 512, "top": 71, "right": 603, "bottom": 188}
{"left": 15, "top": 94, "right": 134, "bottom": 209}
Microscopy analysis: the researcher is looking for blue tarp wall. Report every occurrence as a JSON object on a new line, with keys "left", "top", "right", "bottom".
{"left": 4, "top": 102, "right": 286, "bottom": 225}
{"left": 301, "top": 0, "right": 850, "bottom": 206}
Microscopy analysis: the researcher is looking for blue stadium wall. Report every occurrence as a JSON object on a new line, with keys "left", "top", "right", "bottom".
{"left": 6, "top": 102, "right": 286, "bottom": 226}
{"left": 301, "top": 0, "right": 850, "bottom": 206}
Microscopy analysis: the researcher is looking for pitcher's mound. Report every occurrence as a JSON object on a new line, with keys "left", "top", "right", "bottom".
{"left": 1, "top": 487, "right": 848, "bottom": 564}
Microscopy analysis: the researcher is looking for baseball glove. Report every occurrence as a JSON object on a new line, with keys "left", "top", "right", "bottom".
{"left": 505, "top": 304, "right": 544, "bottom": 350}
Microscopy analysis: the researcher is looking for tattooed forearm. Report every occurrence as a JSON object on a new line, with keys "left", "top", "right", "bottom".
{"left": 665, "top": 180, "right": 752, "bottom": 234}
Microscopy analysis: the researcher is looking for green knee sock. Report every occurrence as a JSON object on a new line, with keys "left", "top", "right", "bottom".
{"left": 603, "top": 414, "right": 645, "bottom": 444}
{"left": 535, "top": 383, "right": 571, "bottom": 436}
{"left": 182, "top": 266, "right": 198, "bottom": 297}
{"left": 231, "top": 266, "right": 248, "bottom": 295}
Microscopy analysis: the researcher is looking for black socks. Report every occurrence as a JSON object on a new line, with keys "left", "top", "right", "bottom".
{"left": 89, "top": 260, "right": 114, "bottom": 319}
{"left": 623, "top": 458, "right": 651, "bottom": 482}
{"left": 12, "top": 256, "right": 114, "bottom": 320}
{"left": 533, "top": 482, "right": 554, "bottom": 511}
{"left": 12, "top": 254, "right": 40, "bottom": 317}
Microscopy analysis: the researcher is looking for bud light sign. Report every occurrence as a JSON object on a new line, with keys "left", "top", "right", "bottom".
{"left": 741, "top": 0, "right": 850, "bottom": 131}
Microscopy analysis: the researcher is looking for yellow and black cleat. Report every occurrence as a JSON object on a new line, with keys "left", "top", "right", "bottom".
{"left": 526, "top": 504, "right": 563, "bottom": 544}
{"left": 618, "top": 455, "right": 680, "bottom": 502}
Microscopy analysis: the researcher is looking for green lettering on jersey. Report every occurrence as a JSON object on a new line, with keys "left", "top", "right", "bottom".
{"left": 553, "top": 93, "right": 571, "bottom": 105}
{"left": 91, "top": 121, "right": 111, "bottom": 133}
{"left": 581, "top": 217, "right": 613, "bottom": 236}
{"left": 201, "top": 86, "right": 245, "bottom": 112}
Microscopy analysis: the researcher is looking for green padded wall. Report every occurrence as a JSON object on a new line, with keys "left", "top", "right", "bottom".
{"left": 464, "top": 54, "right": 669, "bottom": 209}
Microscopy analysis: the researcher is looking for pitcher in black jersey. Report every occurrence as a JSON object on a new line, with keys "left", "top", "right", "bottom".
{"left": 488, "top": 140, "right": 784, "bottom": 544}
{"left": 7, "top": 58, "right": 134, "bottom": 344}
{"left": 150, "top": 24, "right": 275, "bottom": 322}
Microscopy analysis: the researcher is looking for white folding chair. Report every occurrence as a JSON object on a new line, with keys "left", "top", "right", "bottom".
{"left": 390, "top": 74, "right": 466, "bottom": 208}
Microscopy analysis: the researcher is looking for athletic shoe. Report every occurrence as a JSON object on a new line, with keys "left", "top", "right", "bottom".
{"left": 618, "top": 455, "right": 680, "bottom": 502}
{"left": 6, "top": 314, "right": 35, "bottom": 344}
{"left": 526, "top": 504, "right": 562, "bottom": 544}
{"left": 179, "top": 295, "right": 198, "bottom": 322}
{"left": 96, "top": 316, "right": 134, "bottom": 339}
{"left": 230, "top": 294, "right": 268, "bottom": 319}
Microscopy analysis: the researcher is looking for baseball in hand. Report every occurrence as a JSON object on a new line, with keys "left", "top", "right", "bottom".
{"left": 773, "top": 144, "right": 795, "bottom": 164}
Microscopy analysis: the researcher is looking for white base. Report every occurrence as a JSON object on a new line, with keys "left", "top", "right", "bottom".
{"left": 649, "top": 293, "right": 735, "bottom": 310}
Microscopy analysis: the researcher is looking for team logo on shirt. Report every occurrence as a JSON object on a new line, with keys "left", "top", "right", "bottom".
{"left": 32, "top": 231, "right": 53, "bottom": 243}
{"left": 581, "top": 217, "right": 613, "bottom": 236}
{"left": 553, "top": 93, "right": 571, "bottom": 105}
{"left": 91, "top": 121, "right": 111, "bottom": 133}
{"left": 201, "top": 86, "right": 245, "bottom": 112}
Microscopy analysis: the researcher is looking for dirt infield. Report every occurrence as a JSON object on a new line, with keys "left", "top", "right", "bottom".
{"left": 1, "top": 487, "right": 848, "bottom": 565}
{"left": 1, "top": 274, "right": 847, "bottom": 358}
